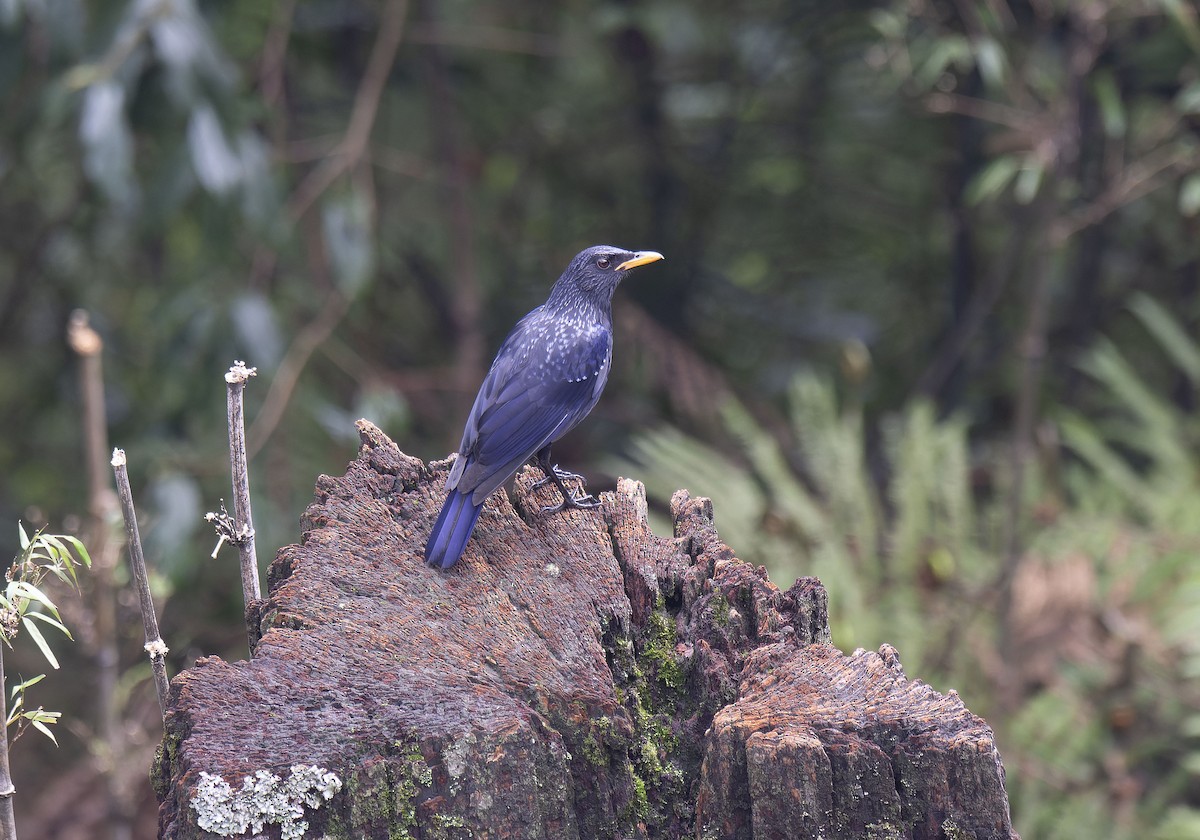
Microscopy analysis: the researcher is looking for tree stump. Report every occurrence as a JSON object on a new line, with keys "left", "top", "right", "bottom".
{"left": 153, "top": 420, "right": 1017, "bottom": 839}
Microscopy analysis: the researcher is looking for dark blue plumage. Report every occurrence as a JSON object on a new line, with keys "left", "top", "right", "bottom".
{"left": 425, "top": 245, "right": 664, "bottom": 569}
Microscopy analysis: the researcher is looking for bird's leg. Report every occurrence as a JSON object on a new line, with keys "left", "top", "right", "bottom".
{"left": 530, "top": 445, "right": 580, "bottom": 488}
{"left": 532, "top": 446, "right": 600, "bottom": 513}
{"left": 531, "top": 463, "right": 585, "bottom": 488}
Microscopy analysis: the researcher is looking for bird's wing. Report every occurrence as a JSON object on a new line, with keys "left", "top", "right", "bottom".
{"left": 451, "top": 322, "right": 611, "bottom": 502}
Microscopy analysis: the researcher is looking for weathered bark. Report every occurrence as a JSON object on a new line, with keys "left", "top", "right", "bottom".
{"left": 154, "top": 420, "right": 1017, "bottom": 839}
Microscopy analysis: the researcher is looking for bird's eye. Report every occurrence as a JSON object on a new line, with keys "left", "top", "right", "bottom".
{"left": 597, "top": 257, "right": 611, "bottom": 269}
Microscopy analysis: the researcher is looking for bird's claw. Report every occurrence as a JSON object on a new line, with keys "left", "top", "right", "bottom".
{"left": 532, "top": 457, "right": 599, "bottom": 513}
{"left": 532, "top": 463, "right": 584, "bottom": 489}
{"left": 540, "top": 492, "right": 601, "bottom": 514}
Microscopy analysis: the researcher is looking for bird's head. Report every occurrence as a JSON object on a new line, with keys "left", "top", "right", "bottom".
{"left": 552, "top": 245, "right": 665, "bottom": 307}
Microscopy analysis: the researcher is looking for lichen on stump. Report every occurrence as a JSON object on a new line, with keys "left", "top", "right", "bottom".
{"left": 153, "top": 420, "right": 1017, "bottom": 839}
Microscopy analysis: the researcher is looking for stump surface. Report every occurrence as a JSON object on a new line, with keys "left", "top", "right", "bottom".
{"left": 154, "top": 421, "right": 1017, "bottom": 839}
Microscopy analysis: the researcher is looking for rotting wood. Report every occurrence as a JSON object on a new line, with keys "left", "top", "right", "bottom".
{"left": 154, "top": 420, "right": 1017, "bottom": 839}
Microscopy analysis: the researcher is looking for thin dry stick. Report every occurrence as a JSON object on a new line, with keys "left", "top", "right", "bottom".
{"left": 110, "top": 449, "right": 170, "bottom": 719}
{"left": 65, "top": 310, "right": 130, "bottom": 840}
{"left": 1050, "top": 146, "right": 1199, "bottom": 245}
{"left": 285, "top": 0, "right": 409, "bottom": 221}
{"left": 0, "top": 644, "right": 17, "bottom": 840}
{"left": 225, "top": 362, "right": 261, "bottom": 654}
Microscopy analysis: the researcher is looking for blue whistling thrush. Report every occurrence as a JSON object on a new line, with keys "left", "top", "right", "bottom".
{"left": 425, "top": 245, "right": 665, "bottom": 569}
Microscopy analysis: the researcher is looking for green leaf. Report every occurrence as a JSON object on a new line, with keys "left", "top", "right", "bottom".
{"left": 38, "top": 534, "right": 70, "bottom": 561}
{"left": 917, "top": 34, "right": 972, "bottom": 89}
{"left": 17, "top": 521, "right": 29, "bottom": 551}
{"left": 21, "top": 618, "right": 59, "bottom": 670}
{"left": 28, "top": 709, "right": 60, "bottom": 725}
{"left": 1080, "top": 338, "right": 1184, "bottom": 459}
{"left": 23, "top": 610, "right": 72, "bottom": 641}
{"left": 40, "top": 563, "right": 74, "bottom": 588}
{"left": 867, "top": 8, "right": 905, "bottom": 40}
{"left": 972, "top": 37, "right": 1006, "bottom": 88}
{"left": 39, "top": 535, "right": 77, "bottom": 579}
{"left": 1014, "top": 160, "right": 1044, "bottom": 204}
{"left": 1129, "top": 293, "right": 1200, "bottom": 385}
{"left": 1059, "top": 411, "right": 1156, "bottom": 519}
{"left": 60, "top": 535, "right": 90, "bottom": 568}
{"left": 30, "top": 718, "right": 58, "bottom": 745}
{"left": 10, "top": 673, "right": 45, "bottom": 698}
{"left": 8, "top": 581, "right": 59, "bottom": 617}
{"left": 1179, "top": 172, "right": 1200, "bottom": 218}
{"left": 966, "top": 156, "right": 1019, "bottom": 205}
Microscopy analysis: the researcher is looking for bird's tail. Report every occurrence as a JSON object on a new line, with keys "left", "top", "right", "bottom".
{"left": 424, "top": 489, "right": 484, "bottom": 570}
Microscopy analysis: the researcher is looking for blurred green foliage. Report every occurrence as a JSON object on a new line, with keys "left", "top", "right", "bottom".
{"left": 0, "top": 0, "right": 1199, "bottom": 836}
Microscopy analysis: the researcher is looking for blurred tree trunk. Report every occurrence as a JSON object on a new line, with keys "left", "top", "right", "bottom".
{"left": 67, "top": 313, "right": 131, "bottom": 840}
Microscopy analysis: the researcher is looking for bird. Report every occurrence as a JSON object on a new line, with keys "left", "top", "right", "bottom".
{"left": 424, "top": 245, "right": 664, "bottom": 570}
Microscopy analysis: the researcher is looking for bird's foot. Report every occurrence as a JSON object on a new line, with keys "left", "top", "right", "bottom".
{"left": 532, "top": 463, "right": 585, "bottom": 489}
{"left": 540, "top": 491, "right": 601, "bottom": 514}
{"left": 532, "top": 456, "right": 600, "bottom": 513}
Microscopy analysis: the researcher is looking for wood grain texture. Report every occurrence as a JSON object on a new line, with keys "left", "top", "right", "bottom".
{"left": 154, "top": 420, "right": 1017, "bottom": 839}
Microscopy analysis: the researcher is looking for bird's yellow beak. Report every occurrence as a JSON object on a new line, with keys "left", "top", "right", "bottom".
{"left": 616, "top": 251, "right": 665, "bottom": 271}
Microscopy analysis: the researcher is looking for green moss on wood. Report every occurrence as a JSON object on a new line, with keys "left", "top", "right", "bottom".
{"left": 626, "top": 774, "right": 648, "bottom": 822}
{"left": 581, "top": 729, "right": 607, "bottom": 766}
{"left": 429, "top": 812, "right": 470, "bottom": 839}
{"left": 711, "top": 590, "right": 731, "bottom": 627}
{"left": 941, "top": 817, "right": 978, "bottom": 840}
{"left": 643, "top": 610, "right": 686, "bottom": 691}
{"left": 392, "top": 739, "right": 433, "bottom": 837}
{"left": 152, "top": 732, "right": 181, "bottom": 797}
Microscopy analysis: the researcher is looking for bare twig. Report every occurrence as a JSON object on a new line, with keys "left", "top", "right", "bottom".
{"left": 924, "top": 92, "right": 1037, "bottom": 131}
{"left": 1051, "top": 146, "right": 1200, "bottom": 244}
{"left": 286, "top": 0, "right": 409, "bottom": 221}
{"left": 0, "top": 644, "right": 16, "bottom": 840}
{"left": 222, "top": 362, "right": 261, "bottom": 657}
{"left": 110, "top": 450, "right": 170, "bottom": 720}
{"left": 67, "top": 312, "right": 117, "bottom": 522}
{"left": 258, "top": 0, "right": 297, "bottom": 112}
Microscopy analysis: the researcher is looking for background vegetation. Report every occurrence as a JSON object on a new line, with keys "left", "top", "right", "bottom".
{"left": 2, "top": 0, "right": 1199, "bottom": 836}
